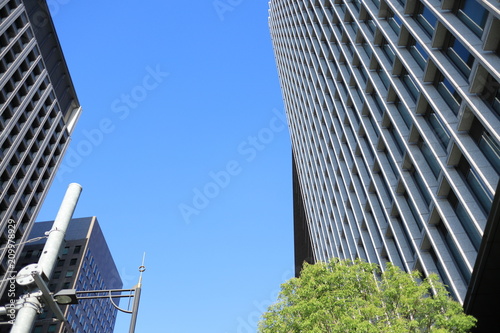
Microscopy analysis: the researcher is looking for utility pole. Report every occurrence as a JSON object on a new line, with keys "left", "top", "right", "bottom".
{"left": 10, "top": 183, "right": 82, "bottom": 333}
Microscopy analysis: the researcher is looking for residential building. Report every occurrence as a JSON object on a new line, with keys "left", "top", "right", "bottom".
{"left": 1, "top": 217, "right": 122, "bottom": 333}
{"left": 0, "top": 0, "right": 81, "bottom": 298}
{"left": 269, "top": 0, "right": 499, "bottom": 329}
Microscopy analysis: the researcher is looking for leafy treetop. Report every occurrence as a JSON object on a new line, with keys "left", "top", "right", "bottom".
{"left": 258, "top": 258, "right": 476, "bottom": 333}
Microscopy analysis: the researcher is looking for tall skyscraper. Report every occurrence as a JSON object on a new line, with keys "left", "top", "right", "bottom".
{"left": 1, "top": 217, "right": 122, "bottom": 333}
{"left": 269, "top": 0, "right": 499, "bottom": 328}
{"left": 0, "top": 0, "right": 81, "bottom": 296}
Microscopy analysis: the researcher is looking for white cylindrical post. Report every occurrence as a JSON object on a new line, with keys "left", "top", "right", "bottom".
{"left": 38, "top": 183, "right": 82, "bottom": 279}
{"left": 10, "top": 297, "right": 39, "bottom": 333}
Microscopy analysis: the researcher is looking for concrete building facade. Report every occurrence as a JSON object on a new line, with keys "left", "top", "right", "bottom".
{"left": 269, "top": 0, "right": 499, "bottom": 327}
{"left": 0, "top": 0, "right": 81, "bottom": 297}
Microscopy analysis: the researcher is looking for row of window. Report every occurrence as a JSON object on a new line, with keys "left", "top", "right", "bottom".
{"left": 0, "top": 48, "right": 67, "bottom": 263}
{"left": 270, "top": 0, "right": 499, "bottom": 300}
{"left": 275, "top": 4, "right": 497, "bottom": 223}
{"left": 61, "top": 245, "right": 82, "bottom": 255}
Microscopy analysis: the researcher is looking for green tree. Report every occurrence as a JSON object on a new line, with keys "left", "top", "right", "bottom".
{"left": 258, "top": 259, "right": 476, "bottom": 333}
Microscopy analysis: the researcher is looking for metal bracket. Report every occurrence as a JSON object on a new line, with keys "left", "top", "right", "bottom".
{"left": 31, "top": 273, "right": 66, "bottom": 322}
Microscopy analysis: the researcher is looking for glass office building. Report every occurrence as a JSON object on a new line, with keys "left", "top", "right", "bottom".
{"left": 0, "top": 0, "right": 81, "bottom": 297}
{"left": 1, "top": 217, "right": 122, "bottom": 333}
{"left": 269, "top": 0, "right": 499, "bottom": 327}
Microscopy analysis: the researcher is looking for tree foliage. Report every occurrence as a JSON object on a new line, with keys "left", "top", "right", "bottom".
{"left": 258, "top": 259, "right": 476, "bottom": 333}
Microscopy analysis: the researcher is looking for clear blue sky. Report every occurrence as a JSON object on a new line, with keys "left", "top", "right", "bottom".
{"left": 36, "top": 1, "right": 293, "bottom": 332}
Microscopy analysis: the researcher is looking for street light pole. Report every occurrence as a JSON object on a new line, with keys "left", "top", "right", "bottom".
{"left": 128, "top": 277, "right": 142, "bottom": 333}
{"left": 10, "top": 183, "right": 82, "bottom": 333}
{"left": 52, "top": 260, "right": 146, "bottom": 333}
{"left": 129, "top": 254, "right": 145, "bottom": 333}
{"left": 38, "top": 183, "right": 82, "bottom": 280}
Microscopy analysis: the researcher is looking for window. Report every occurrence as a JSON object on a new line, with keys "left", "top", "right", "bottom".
{"left": 345, "top": 43, "right": 354, "bottom": 58}
{"left": 395, "top": 216, "right": 416, "bottom": 256}
{"left": 368, "top": 111, "right": 381, "bottom": 141}
{"left": 386, "top": 7, "right": 402, "bottom": 35}
{"left": 386, "top": 149, "right": 398, "bottom": 176}
{"left": 478, "top": 73, "right": 500, "bottom": 119}
{"left": 48, "top": 324, "right": 57, "bottom": 332}
{"left": 443, "top": 33, "right": 474, "bottom": 78}
{"left": 400, "top": 68, "right": 420, "bottom": 101}
{"left": 364, "top": 14, "right": 376, "bottom": 35}
{"left": 70, "top": 258, "right": 78, "bottom": 266}
{"left": 380, "top": 38, "right": 395, "bottom": 63}
{"left": 447, "top": 190, "right": 481, "bottom": 250}
{"left": 407, "top": 36, "right": 428, "bottom": 70}
{"left": 417, "top": 136, "right": 441, "bottom": 178}
{"left": 359, "top": 65, "right": 368, "bottom": 84}
{"left": 361, "top": 38, "right": 373, "bottom": 59}
{"left": 375, "top": 63, "right": 390, "bottom": 90}
{"left": 73, "top": 245, "right": 81, "bottom": 254}
{"left": 352, "top": 84, "right": 364, "bottom": 110}
{"left": 387, "top": 123, "right": 405, "bottom": 155}
{"left": 453, "top": 0, "right": 488, "bottom": 37}
{"left": 428, "top": 246, "right": 453, "bottom": 296}
{"left": 414, "top": 1, "right": 437, "bottom": 37}
{"left": 372, "top": 91, "right": 385, "bottom": 117}
{"left": 424, "top": 105, "right": 450, "bottom": 149}
{"left": 62, "top": 246, "right": 69, "bottom": 255}
{"left": 395, "top": 96, "right": 413, "bottom": 128}
{"left": 469, "top": 117, "right": 500, "bottom": 174}
{"left": 57, "top": 259, "right": 64, "bottom": 267}
{"left": 410, "top": 166, "right": 432, "bottom": 206}
{"left": 456, "top": 155, "right": 493, "bottom": 214}
{"left": 33, "top": 326, "right": 43, "bottom": 333}
{"left": 352, "top": 0, "right": 361, "bottom": 13}
{"left": 434, "top": 72, "right": 462, "bottom": 115}
{"left": 403, "top": 192, "right": 424, "bottom": 231}
{"left": 65, "top": 270, "right": 74, "bottom": 278}
{"left": 53, "top": 271, "right": 61, "bottom": 279}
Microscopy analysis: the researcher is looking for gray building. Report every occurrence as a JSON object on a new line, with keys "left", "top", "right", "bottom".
{"left": 269, "top": 0, "right": 499, "bottom": 329}
{"left": 1, "top": 217, "right": 122, "bottom": 333}
{"left": 0, "top": 0, "right": 81, "bottom": 297}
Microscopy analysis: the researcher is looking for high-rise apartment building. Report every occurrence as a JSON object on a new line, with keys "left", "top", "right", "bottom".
{"left": 269, "top": 0, "right": 499, "bottom": 329}
{"left": 0, "top": 0, "right": 81, "bottom": 296}
{"left": 1, "top": 217, "right": 122, "bottom": 333}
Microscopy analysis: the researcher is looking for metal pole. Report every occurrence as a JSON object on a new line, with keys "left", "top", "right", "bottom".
{"left": 128, "top": 284, "right": 141, "bottom": 333}
{"left": 129, "top": 254, "right": 145, "bottom": 333}
{"left": 9, "top": 297, "right": 38, "bottom": 333}
{"left": 38, "top": 183, "right": 82, "bottom": 279}
{"left": 10, "top": 183, "right": 82, "bottom": 333}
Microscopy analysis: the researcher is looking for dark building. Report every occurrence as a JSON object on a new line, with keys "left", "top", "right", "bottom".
{"left": 269, "top": 0, "right": 499, "bottom": 330}
{"left": 1, "top": 217, "right": 122, "bottom": 333}
{"left": 0, "top": 0, "right": 81, "bottom": 297}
